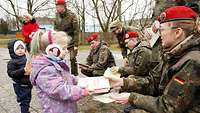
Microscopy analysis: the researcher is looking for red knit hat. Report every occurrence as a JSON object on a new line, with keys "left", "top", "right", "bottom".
{"left": 56, "top": 0, "right": 65, "bottom": 5}
{"left": 158, "top": 6, "right": 197, "bottom": 23}
{"left": 85, "top": 33, "right": 99, "bottom": 43}
{"left": 124, "top": 32, "right": 139, "bottom": 40}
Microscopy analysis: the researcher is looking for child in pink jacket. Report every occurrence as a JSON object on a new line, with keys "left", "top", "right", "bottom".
{"left": 30, "top": 30, "right": 88, "bottom": 113}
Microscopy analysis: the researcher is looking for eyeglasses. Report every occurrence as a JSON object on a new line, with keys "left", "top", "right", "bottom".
{"left": 158, "top": 26, "right": 178, "bottom": 34}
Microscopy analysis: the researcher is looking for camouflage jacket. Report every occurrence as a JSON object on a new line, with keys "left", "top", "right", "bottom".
{"left": 128, "top": 33, "right": 200, "bottom": 113}
{"left": 54, "top": 8, "right": 79, "bottom": 47}
{"left": 118, "top": 41, "right": 152, "bottom": 77}
{"left": 115, "top": 26, "right": 138, "bottom": 58}
{"left": 86, "top": 41, "right": 116, "bottom": 71}
{"left": 151, "top": 38, "right": 163, "bottom": 64}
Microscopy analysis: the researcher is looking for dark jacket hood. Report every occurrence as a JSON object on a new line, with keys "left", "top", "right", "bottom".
{"left": 8, "top": 39, "right": 25, "bottom": 59}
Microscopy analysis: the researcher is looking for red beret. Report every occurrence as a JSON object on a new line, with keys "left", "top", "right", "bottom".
{"left": 85, "top": 33, "right": 99, "bottom": 43}
{"left": 158, "top": 6, "right": 197, "bottom": 23}
{"left": 125, "top": 32, "right": 139, "bottom": 40}
{"left": 56, "top": 0, "right": 65, "bottom": 5}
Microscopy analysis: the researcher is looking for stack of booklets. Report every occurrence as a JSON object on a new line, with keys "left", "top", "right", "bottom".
{"left": 77, "top": 76, "right": 110, "bottom": 94}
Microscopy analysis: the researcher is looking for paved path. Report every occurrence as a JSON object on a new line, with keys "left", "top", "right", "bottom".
{"left": 0, "top": 48, "right": 123, "bottom": 113}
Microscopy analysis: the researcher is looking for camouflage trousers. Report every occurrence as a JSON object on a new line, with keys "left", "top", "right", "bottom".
{"left": 68, "top": 47, "right": 78, "bottom": 76}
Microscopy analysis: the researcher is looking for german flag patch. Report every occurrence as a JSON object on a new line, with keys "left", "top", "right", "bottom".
{"left": 174, "top": 76, "right": 185, "bottom": 85}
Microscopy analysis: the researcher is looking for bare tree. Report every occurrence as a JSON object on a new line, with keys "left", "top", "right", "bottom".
{"left": 69, "top": 0, "right": 86, "bottom": 32}
{"left": 119, "top": 0, "right": 155, "bottom": 31}
{"left": 26, "top": 0, "right": 53, "bottom": 15}
{"left": 0, "top": 0, "right": 21, "bottom": 30}
{"left": 89, "top": 0, "right": 134, "bottom": 32}
{"left": 0, "top": 0, "right": 54, "bottom": 30}
{"left": 138, "top": 0, "right": 155, "bottom": 30}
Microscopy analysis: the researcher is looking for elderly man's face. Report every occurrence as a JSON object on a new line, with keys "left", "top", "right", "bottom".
{"left": 112, "top": 27, "right": 122, "bottom": 35}
{"left": 125, "top": 38, "right": 138, "bottom": 50}
{"left": 159, "top": 22, "right": 177, "bottom": 49}
{"left": 90, "top": 40, "right": 100, "bottom": 48}
{"left": 56, "top": 4, "right": 65, "bottom": 13}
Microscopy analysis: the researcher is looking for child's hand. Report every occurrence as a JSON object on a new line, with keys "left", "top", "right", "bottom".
{"left": 24, "top": 61, "right": 32, "bottom": 75}
{"left": 24, "top": 67, "right": 32, "bottom": 75}
{"left": 82, "top": 88, "right": 94, "bottom": 96}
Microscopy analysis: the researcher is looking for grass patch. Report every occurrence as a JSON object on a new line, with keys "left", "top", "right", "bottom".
{"left": 0, "top": 34, "right": 15, "bottom": 39}
{"left": 0, "top": 38, "right": 13, "bottom": 48}
{"left": 0, "top": 35, "right": 120, "bottom": 51}
{"left": 78, "top": 43, "right": 120, "bottom": 51}
{"left": 0, "top": 34, "right": 16, "bottom": 48}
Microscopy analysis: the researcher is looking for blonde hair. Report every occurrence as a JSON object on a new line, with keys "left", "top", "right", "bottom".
{"left": 30, "top": 30, "right": 71, "bottom": 56}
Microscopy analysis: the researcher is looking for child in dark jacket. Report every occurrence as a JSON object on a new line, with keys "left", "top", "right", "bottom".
{"left": 7, "top": 39, "right": 32, "bottom": 113}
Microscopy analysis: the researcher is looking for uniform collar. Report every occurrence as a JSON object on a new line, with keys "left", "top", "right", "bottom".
{"left": 164, "top": 33, "right": 200, "bottom": 60}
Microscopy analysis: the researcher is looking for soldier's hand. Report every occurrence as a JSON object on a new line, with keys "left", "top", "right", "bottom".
{"left": 104, "top": 76, "right": 123, "bottom": 88}
{"left": 79, "top": 65, "right": 87, "bottom": 70}
{"left": 123, "top": 58, "right": 129, "bottom": 67}
{"left": 88, "top": 66, "right": 94, "bottom": 71}
{"left": 110, "top": 92, "right": 130, "bottom": 104}
{"left": 110, "top": 66, "right": 119, "bottom": 74}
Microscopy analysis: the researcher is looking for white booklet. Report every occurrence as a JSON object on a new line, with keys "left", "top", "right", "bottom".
{"left": 93, "top": 93, "right": 115, "bottom": 103}
{"left": 77, "top": 76, "right": 110, "bottom": 94}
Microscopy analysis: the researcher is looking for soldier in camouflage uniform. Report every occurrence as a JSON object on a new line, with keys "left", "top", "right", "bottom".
{"left": 107, "top": 6, "right": 200, "bottom": 113}
{"left": 80, "top": 33, "right": 116, "bottom": 77}
{"left": 109, "top": 20, "right": 139, "bottom": 65}
{"left": 55, "top": 0, "right": 79, "bottom": 76}
{"left": 111, "top": 31, "right": 152, "bottom": 78}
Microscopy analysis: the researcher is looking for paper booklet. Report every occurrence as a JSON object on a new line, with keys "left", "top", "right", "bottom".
{"left": 93, "top": 93, "right": 115, "bottom": 103}
{"left": 77, "top": 76, "right": 110, "bottom": 94}
{"left": 76, "top": 62, "right": 90, "bottom": 68}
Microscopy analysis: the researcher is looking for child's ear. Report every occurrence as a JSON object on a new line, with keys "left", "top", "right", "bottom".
{"left": 45, "top": 44, "right": 62, "bottom": 57}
